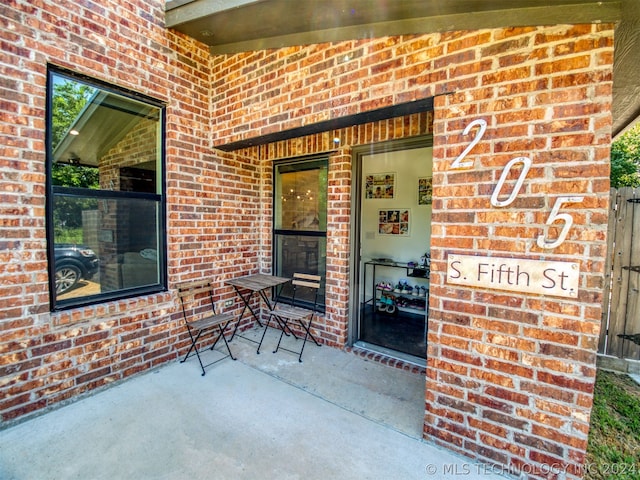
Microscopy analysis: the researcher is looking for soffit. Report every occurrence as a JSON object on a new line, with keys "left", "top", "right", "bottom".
{"left": 165, "top": 0, "right": 638, "bottom": 137}
{"left": 53, "top": 92, "right": 158, "bottom": 167}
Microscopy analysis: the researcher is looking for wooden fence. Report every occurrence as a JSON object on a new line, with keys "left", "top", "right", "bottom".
{"left": 600, "top": 187, "right": 640, "bottom": 360}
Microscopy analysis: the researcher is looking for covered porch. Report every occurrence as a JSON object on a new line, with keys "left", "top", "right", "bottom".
{"left": 0, "top": 328, "right": 506, "bottom": 480}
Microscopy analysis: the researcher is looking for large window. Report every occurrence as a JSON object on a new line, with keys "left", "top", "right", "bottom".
{"left": 46, "top": 67, "right": 165, "bottom": 310}
{"left": 274, "top": 157, "right": 327, "bottom": 307}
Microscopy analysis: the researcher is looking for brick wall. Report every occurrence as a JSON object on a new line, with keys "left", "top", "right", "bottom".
{"left": 208, "top": 25, "right": 613, "bottom": 479}
{"left": 0, "top": 0, "right": 222, "bottom": 421}
{"left": 0, "top": 1, "right": 614, "bottom": 478}
{"left": 428, "top": 27, "right": 612, "bottom": 478}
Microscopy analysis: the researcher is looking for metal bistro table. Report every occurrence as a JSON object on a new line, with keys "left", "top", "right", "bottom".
{"left": 226, "top": 273, "right": 290, "bottom": 342}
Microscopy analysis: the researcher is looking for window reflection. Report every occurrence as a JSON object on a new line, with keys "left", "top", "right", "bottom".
{"left": 48, "top": 69, "right": 164, "bottom": 309}
{"left": 273, "top": 158, "right": 328, "bottom": 308}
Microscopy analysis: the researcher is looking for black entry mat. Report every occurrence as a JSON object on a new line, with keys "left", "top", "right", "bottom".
{"left": 359, "top": 305, "right": 427, "bottom": 358}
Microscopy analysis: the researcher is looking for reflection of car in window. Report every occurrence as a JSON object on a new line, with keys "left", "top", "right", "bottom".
{"left": 54, "top": 244, "right": 99, "bottom": 294}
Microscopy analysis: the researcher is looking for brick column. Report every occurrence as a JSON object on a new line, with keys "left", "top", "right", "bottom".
{"left": 426, "top": 25, "right": 613, "bottom": 479}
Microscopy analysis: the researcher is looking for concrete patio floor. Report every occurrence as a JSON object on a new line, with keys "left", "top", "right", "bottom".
{"left": 0, "top": 327, "right": 507, "bottom": 480}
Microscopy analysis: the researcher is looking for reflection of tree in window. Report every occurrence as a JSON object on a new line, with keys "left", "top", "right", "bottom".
{"left": 51, "top": 80, "right": 99, "bottom": 188}
{"left": 48, "top": 70, "right": 164, "bottom": 308}
{"left": 51, "top": 80, "right": 100, "bottom": 241}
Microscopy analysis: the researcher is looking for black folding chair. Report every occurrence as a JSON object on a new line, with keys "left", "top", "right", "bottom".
{"left": 265, "top": 273, "right": 322, "bottom": 362}
{"left": 176, "top": 280, "right": 236, "bottom": 376}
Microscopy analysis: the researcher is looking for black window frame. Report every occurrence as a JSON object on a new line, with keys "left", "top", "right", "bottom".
{"left": 273, "top": 155, "right": 328, "bottom": 311}
{"left": 45, "top": 66, "right": 167, "bottom": 311}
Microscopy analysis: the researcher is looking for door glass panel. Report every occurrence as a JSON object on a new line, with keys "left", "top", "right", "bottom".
{"left": 275, "top": 161, "right": 327, "bottom": 231}
{"left": 356, "top": 144, "right": 433, "bottom": 359}
{"left": 273, "top": 158, "right": 327, "bottom": 308}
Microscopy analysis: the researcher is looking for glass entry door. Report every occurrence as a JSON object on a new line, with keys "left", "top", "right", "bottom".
{"left": 353, "top": 141, "right": 433, "bottom": 359}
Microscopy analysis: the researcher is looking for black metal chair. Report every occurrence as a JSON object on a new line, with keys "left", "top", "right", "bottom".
{"left": 263, "top": 273, "right": 322, "bottom": 362}
{"left": 176, "top": 279, "right": 236, "bottom": 376}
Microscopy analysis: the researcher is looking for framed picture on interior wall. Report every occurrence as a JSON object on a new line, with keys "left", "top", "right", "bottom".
{"left": 365, "top": 172, "right": 395, "bottom": 199}
{"left": 418, "top": 177, "right": 433, "bottom": 205}
{"left": 378, "top": 209, "right": 410, "bottom": 236}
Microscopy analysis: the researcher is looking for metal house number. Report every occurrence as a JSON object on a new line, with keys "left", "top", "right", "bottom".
{"left": 451, "top": 119, "right": 584, "bottom": 249}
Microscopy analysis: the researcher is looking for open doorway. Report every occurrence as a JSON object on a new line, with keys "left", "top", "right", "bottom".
{"left": 351, "top": 137, "right": 433, "bottom": 363}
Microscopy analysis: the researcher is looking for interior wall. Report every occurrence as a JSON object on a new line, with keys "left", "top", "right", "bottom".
{"left": 360, "top": 146, "right": 432, "bottom": 299}
{"left": 361, "top": 147, "right": 433, "bottom": 264}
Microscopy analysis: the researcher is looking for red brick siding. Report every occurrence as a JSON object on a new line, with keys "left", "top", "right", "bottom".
{"left": 0, "top": 0, "right": 215, "bottom": 422}
{"left": 0, "top": 1, "right": 614, "bottom": 478}
{"left": 207, "top": 24, "right": 613, "bottom": 479}
{"left": 429, "top": 28, "right": 612, "bottom": 478}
